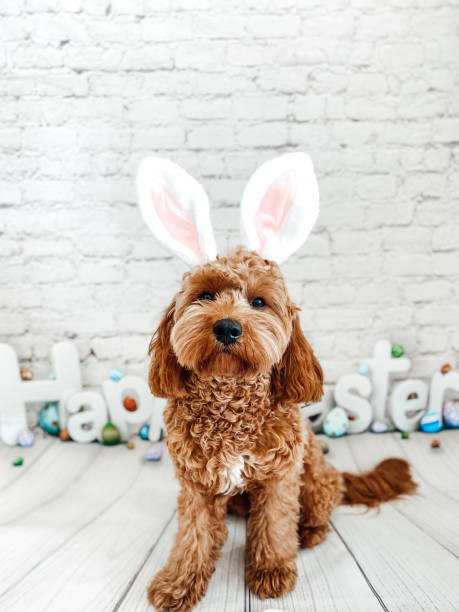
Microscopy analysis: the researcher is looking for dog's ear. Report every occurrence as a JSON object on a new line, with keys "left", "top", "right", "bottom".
{"left": 271, "top": 313, "right": 323, "bottom": 404}
{"left": 148, "top": 299, "right": 187, "bottom": 398}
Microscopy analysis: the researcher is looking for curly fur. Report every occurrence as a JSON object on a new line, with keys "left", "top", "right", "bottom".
{"left": 146, "top": 247, "right": 417, "bottom": 611}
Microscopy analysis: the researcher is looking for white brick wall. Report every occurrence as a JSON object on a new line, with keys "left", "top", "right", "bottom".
{"left": 1, "top": 0, "right": 458, "bottom": 397}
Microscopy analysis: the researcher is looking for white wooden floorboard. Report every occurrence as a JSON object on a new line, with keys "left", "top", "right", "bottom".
{"left": 0, "top": 431, "right": 458, "bottom": 611}
{"left": 329, "top": 432, "right": 459, "bottom": 612}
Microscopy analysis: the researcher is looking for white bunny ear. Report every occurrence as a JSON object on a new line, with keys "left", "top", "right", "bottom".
{"left": 240, "top": 152, "right": 320, "bottom": 264}
{"left": 137, "top": 157, "right": 217, "bottom": 266}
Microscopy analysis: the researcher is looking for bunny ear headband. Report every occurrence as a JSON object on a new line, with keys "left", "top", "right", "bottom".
{"left": 137, "top": 152, "right": 319, "bottom": 266}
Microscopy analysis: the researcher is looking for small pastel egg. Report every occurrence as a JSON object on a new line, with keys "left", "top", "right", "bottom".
{"left": 17, "top": 428, "right": 35, "bottom": 447}
{"left": 109, "top": 367, "right": 124, "bottom": 381}
{"left": 323, "top": 407, "right": 349, "bottom": 438}
{"left": 139, "top": 424, "right": 150, "bottom": 440}
{"left": 145, "top": 444, "right": 163, "bottom": 461}
{"left": 391, "top": 344, "right": 404, "bottom": 358}
{"left": 370, "top": 420, "right": 388, "bottom": 434}
{"left": 357, "top": 362, "right": 369, "bottom": 375}
{"left": 441, "top": 363, "right": 452, "bottom": 375}
{"left": 123, "top": 396, "right": 137, "bottom": 412}
{"left": 443, "top": 400, "right": 459, "bottom": 428}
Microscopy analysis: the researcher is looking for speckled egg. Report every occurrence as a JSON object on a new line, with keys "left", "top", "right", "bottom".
{"left": 443, "top": 400, "right": 459, "bottom": 428}
{"left": 323, "top": 407, "right": 349, "bottom": 438}
{"left": 145, "top": 444, "right": 163, "bottom": 461}
{"left": 39, "top": 402, "right": 60, "bottom": 435}
{"left": 420, "top": 411, "right": 442, "bottom": 434}
{"left": 370, "top": 420, "right": 388, "bottom": 434}
{"left": 101, "top": 421, "right": 121, "bottom": 446}
{"left": 139, "top": 424, "right": 150, "bottom": 440}
{"left": 17, "top": 428, "right": 35, "bottom": 447}
{"left": 391, "top": 344, "right": 404, "bottom": 358}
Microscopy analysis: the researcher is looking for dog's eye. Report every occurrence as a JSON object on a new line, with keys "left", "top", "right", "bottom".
{"left": 198, "top": 292, "right": 214, "bottom": 301}
{"left": 251, "top": 297, "right": 265, "bottom": 309}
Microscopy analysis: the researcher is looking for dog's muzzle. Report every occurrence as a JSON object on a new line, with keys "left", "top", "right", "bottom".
{"left": 213, "top": 319, "right": 242, "bottom": 345}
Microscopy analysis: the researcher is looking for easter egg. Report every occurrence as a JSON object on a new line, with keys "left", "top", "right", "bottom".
{"left": 123, "top": 396, "right": 137, "bottom": 412}
{"left": 318, "top": 439, "right": 329, "bottom": 454}
{"left": 20, "top": 366, "right": 33, "bottom": 381}
{"left": 391, "top": 344, "right": 404, "bottom": 358}
{"left": 39, "top": 402, "right": 60, "bottom": 435}
{"left": 357, "top": 362, "right": 369, "bottom": 375}
{"left": 443, "top": 400, "right": 459, "bottom": 428}
{"left": 370, "top": 420, "right": 388, "bottom": 434}
{"left": 145, "top": 444, "right": 163, "bottom": 461}
{"left": 126, "top": 441, "right": 135, "bottom": 450}
{"left": 441, "top": 363, "right": 451, "bottom": 375}
{"left": 431, "top": 439, "right": 440, "bottom": 448}
{"left": 109, "top": 367, "right": 124, "bottom": 381}
{"left": 101, "top": 421, "right": 121, "bottom": 446}
{"left": 17, "top": 428, "right": 35, "bottom": 447}
{"left": 401, "top": 431, "right": 409, "bottom": 439}
{"left": 323, "top": 407, "right": 349, "bottom": 438}
{"left": 139, "top": 424, "right": 150, "bottom": 440}
{"left": 420, "top": 411, "right": 442, "bottom": 433}
{"left": 13, "top": 457, "right": 23, "bottom": 467}
{"left": 59, "top": 428, "right": 71, "bottom": 441}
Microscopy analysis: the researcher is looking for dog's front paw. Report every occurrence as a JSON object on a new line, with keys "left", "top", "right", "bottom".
{"left": 299, "top": 524, "right": 329, "bottom": 549}
{"left": 246, "top": 562, "right": 297, "bottom": 600}
{"left": 147, "top": 569, "right": 206, "bottom": 612}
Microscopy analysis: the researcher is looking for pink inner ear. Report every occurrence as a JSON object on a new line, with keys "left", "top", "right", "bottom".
{"left": 150, "top": 182, "right": 203, "bottom": 260}
{"left": 254, "top": 169, "right": 296, "bottom": 254}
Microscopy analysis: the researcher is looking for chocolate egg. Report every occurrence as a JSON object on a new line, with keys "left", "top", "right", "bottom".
{"left": 123, "top": 396, "right": 137, "bottom": 412}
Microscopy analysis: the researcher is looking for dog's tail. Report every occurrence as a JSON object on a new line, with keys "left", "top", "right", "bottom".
{"left": 340, "top": 458, "right": 417, "bottom": 508}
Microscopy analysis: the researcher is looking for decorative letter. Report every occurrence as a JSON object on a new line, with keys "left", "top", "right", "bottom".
{"left": 103, "top": 375, "right": 162, "bottom": 441}
{"left": 367, "top": 340, "right": 410, "bottom": 425}
{"left": 0, "top": 342, "right": 82, "bottom": 446}
{"left": 334, "top": 374, "right": 373, "bottom": 434}
{"left": 67, "top": 391, "right": 108, "bottom": 443}
{"left": 390, "top": 379, "right": 429, "bottom": 432}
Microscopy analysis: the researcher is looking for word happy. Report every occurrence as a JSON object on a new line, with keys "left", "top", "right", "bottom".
{"left": 0, "top": 342, "right": 164, "bottom": 446}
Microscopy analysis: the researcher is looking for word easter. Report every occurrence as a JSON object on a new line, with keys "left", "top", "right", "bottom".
{"left": 305, "top": 340, "right": 459, "bottom": 433}
{"left": 0, "top": 342, "right": 164, "bottom": 446}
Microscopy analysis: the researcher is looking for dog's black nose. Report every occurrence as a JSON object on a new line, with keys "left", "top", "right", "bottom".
{"left": 213, "top": 319, "right": 242, "bottom": 345}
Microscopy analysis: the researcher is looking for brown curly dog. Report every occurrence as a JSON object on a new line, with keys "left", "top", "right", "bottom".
{"left": 146, "top": 247, "right": 417, "bottom": 612}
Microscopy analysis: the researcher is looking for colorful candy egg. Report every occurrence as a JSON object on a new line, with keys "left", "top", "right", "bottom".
{"left": 443, "top": 400, "right": 459, "bottom": 428}
{"left": 391, "top": 344, "right": 404, "bottom": 358}
{"left": 441, "top": 363, "right": 452, "bottom": 375}
{"left": 370, "top": 420, "right": 388, "bottom": 434}
{"left": 101, "top": 421, "right": 121, "bottom": 445}
{"left": 59, "top": 428, "right": 71, "bottom": 441}
{"left": 139, "top": 424, "right": 150, "bottom": 440}
{"left": 109, "top": 367, "right": 124, "bottom": 381}
{"left": 17, "top": 428, "right": 35, "bottom": 447}
{"left": 123, "top": 396, "right": 137, "bottom": 412}
{"left": 13, "top": 457, "right": 23, "bottom": 467}
{"left": 145, "top": 444, "right": 163, "bottom": 461}
{"left": 39, "top": 402, "right": 60, "bottom": 435}
{"left": 323, "top": 407, "right": 349, "bottom": 438}
{"left": 420, "top": 411, "right": 442, "bottom": 433}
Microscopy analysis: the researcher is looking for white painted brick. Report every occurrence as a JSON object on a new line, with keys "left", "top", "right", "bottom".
{"left": 384, "top": 254, "right": 433, "bottom": 276}
{"left": 188, "top": 125, "right": 234, "bottom": 149}
{"left": 433, "top": 119, "right": 459, "bottom": 143}
{"left": 432, "top": 253, "right": 459, "bottom": 276}
{"left": 237, "top": 124, "right": 287, "bottom": 148}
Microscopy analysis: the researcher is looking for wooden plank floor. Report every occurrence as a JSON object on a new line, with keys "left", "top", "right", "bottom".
{"left": 0, "top": 431, "right": 458, "bottom": 611}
